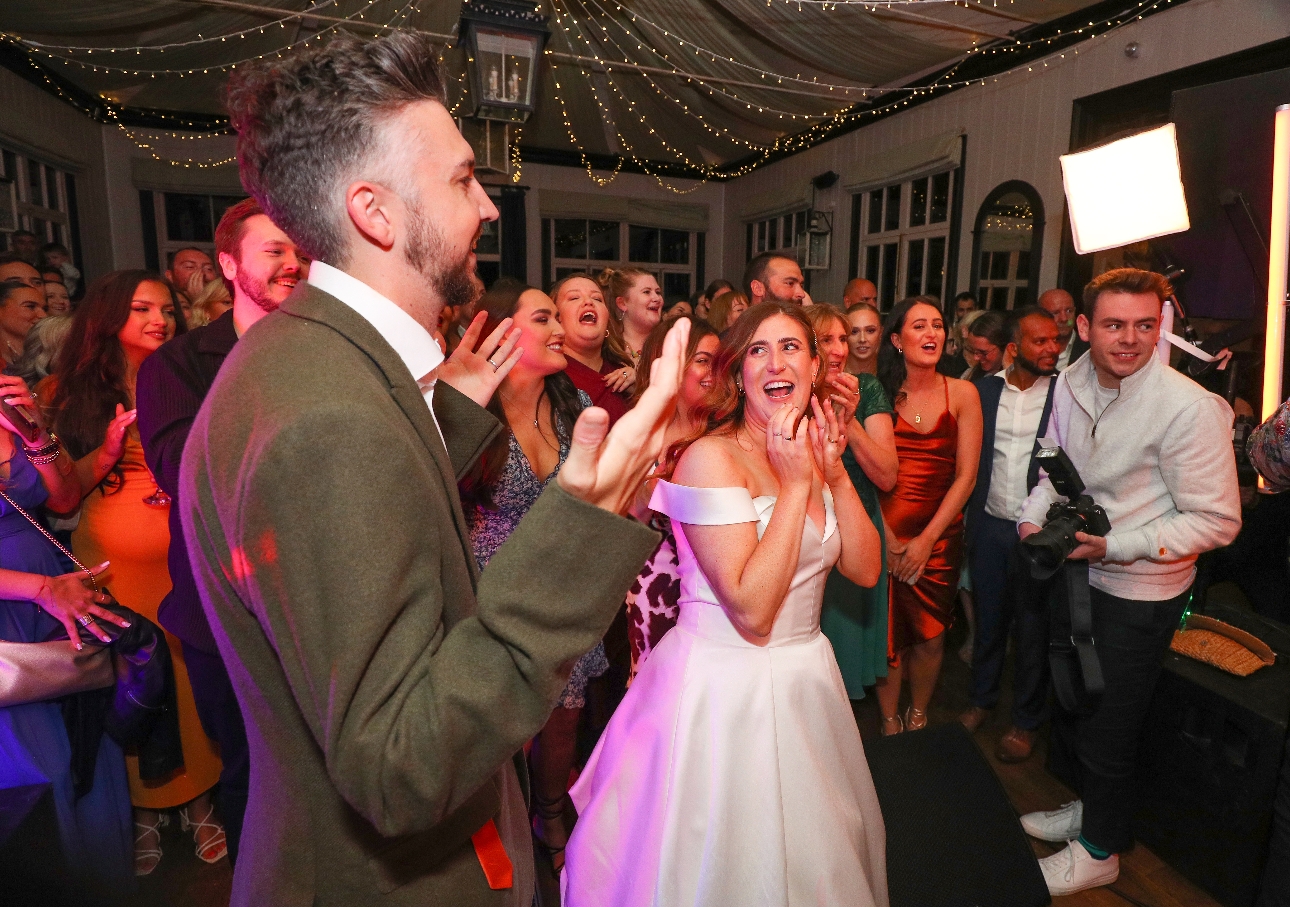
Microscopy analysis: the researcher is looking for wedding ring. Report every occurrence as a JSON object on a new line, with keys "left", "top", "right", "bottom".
{"left": 77, "top": 614, "right": 93, "bottom": 627}
{"left": 487, "top": 358, "right": 500, "bottom": 372}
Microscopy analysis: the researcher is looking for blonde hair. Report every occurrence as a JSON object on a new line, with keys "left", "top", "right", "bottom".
{"left": 189, "top": 278, "right": 232, "bottom": 328}
{"left": 599, "top": 266, "right": 654, "bottom": 363}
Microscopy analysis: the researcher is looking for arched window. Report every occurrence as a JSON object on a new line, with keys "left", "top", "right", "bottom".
{"left": 970, "top": 181, "right": 1044, "bottom": 310}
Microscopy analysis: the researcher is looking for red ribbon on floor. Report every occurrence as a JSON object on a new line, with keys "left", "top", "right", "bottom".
{"left": 471, "top": 819, "right": 513, "bottom": 889}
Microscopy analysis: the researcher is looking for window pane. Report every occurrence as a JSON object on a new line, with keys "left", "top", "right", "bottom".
{"left": 926, "top": 236, "right": 946, "bottom": 300}
{"left": 1013, "top": 286, "right": 1031, "bottom": 308}
{"left": 1, "top": 151, "right": 14, "bottom": 181}
{"left": 795, "top": 211, "right": 807, "bottom": 240}
{"left": 476, "top": 217, "right": 500, "bottom": 256}
{"left": 867, "top": 190, "right": 882, "bottom": 234}
{"left": 905, "top": 238, "right": 925, "bottom": 296}
{"left": 989, "top": 251, "right": 1010, "bottom": 280}
{"left": 165, "top": 192, "right": 214, "bottom": 242}
{"left": 663, "top": 272, "right": 691, "bottom": 301}
{"left": 30, "top": 217, "right": 47, "bottom": 241}
{"left": 881, "top": 242, "right": 899, "bottom": 308}
{"left": 746, "top": 223, "right": 753, "bottom": 260}
{"left": 1016, "top": 250, "right": 1031, "bottom": 280}
{"left": 884, "top": 185, "right": 901, "bottom": 232}
{"left": 864, "top": 245, "right": 880, "bottom": 282}
{"left": 910, "top": 177, "right": 928, "bottom": 228}
{"left": 660, "top": 229, "right": 689, "bottom": 265}
{"left": 45, "top": 168, "right": 59, "bottom": 212}
{"left": 555, "top": 266, "right": 583, "bottom": 281}
{"left": 553, "top": 218, "right": 587, "bottom": 259}
{"left": 768, "top": 218, "right": 778, "bottom": 250}
{"left": 980, "top": 251, "right": 990, "bottom": 278}
{"left": 757, "top": 220, "right": 766, "bottom": 253}
{"left": 990, "top": 286, "right": 1010, "bottom": 310}
{"left": 26, "top": 160, "right": 42, "bottom": 207}
{"left": 211, "top": 196, "right": 244, "bottom": 235}
{"left": 629, "top": 225, "right": 659, "bottom": 263}
{"left": 588, "top": 220, "right": 619, "bottom": 260}
{"left": 931, "top": 172, "right": 950, "bottom": 223}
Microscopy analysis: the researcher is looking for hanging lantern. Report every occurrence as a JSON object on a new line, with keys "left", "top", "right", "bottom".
{"left": 458, "top": 0, "right": 549, "bottom": 123}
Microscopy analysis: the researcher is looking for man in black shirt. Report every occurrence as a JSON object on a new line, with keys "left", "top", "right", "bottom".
{"left": 136, "top": 197, "right": 308, "bottom": 863}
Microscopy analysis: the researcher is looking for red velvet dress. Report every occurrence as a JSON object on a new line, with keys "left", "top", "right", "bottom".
{"left": 879, "top": 377, "right": 963, "bottom": 659}
{"left": 564, "top": 357, "right": 629, "bottom": 425}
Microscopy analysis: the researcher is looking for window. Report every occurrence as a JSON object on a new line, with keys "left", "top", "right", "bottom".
{"left": 543, "top": 219, "right": 700, "bottom": 303}
{"left": 475, "top": 189, "right": 502, "bottom": 288}
{"left": 970, "top": 183, "right": 1043, "bottom": 312}
{"left": 0, "top": 149, "right": 77, "bottom": 256}
{"left": 142, "top": 191, "right": 246, "bottom": 272}
{"left": 746, "top": 210, "right": 808, "bottom": 261}
{"left": 855, "top": 171, "right": 954, "bottom": 310}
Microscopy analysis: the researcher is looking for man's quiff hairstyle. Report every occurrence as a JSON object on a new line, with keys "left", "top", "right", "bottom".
{"left": 224, "top": 31, "right": 447, "bottom": 266}
{"left": 1082, "top": 268, "right": 1173, "bottom": 319}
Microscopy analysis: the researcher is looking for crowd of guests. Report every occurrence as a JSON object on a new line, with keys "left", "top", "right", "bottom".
{"left": 0, "top": 205, "right": 1272, "bottom": 901}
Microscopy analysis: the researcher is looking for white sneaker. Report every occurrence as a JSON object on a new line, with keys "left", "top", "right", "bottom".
{"left": 1020, "top": 799, "right": 1083, "bottom": 842}
{"left": 1038, "top": 839, "right": 1119, "bottom": 896}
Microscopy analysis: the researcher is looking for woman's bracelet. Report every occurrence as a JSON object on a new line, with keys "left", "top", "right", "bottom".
{"left": 23, "top": 432, "right": 61, "bottom": 465}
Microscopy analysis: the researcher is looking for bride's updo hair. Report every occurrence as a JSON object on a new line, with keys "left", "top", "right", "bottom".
{"left": 659, "top": 301, "right": 827, "bottom": 478}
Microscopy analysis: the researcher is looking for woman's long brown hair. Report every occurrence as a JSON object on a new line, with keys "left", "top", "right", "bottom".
{"left": 658, "top": 301, "right": 827, "bottom": 479}
{"left": 458, "top": 280, "right": 585, "bottom": 510}
{"left": 47, "top": 270, "right": 185, "bottom": 491}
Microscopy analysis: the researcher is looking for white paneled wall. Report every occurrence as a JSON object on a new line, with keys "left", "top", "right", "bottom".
{"left": 719, "top": 0, "right": 1290, "bottom": 304}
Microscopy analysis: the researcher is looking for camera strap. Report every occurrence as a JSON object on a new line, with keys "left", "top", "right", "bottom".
{"left": 1048, "top": 560, "right": 1106, "bottom": 713}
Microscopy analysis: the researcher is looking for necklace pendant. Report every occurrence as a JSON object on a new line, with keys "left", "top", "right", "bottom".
{"left": 915, "top": 413, "right": 921, "bottom": 424}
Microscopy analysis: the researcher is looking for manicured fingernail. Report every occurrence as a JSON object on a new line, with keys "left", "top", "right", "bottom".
{"left": 122, "top": 621, "right": 131, "bottom": 627}
{"left": 75, "top": 642, "right": 83, "bottom": 650}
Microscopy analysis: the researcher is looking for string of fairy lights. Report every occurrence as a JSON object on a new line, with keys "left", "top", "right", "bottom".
{"left": 1, "top": 0, "right": 1188, "bottom": 184}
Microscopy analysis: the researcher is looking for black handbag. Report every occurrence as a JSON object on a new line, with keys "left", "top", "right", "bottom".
{"left": 0, "top": 487, "right": 183, "bottom": 793}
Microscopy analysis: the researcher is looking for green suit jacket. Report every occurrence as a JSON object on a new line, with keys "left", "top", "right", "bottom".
{"left": 179, "top": 283, "right": 658, "bottom": 906}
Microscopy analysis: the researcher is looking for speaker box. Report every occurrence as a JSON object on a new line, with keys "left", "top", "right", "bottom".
{"left": 1133, "top": 605, "right": 1290, "bottom": 907}
{"left": 867, "top": 722, "right": 1049, "bottom": 907}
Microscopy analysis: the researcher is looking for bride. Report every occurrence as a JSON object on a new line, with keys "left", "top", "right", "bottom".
{"left": 564, "top": 302, "right": 890, "bottom": 907}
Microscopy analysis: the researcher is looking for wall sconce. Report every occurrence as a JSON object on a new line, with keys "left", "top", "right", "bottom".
{"left": 1060, "top": 123, "right": 1190, "bottom": 255}
{"left": 458, "top": 0, "right": 549, "bottom": 123}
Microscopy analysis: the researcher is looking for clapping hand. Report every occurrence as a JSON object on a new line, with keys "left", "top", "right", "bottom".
{"left": 764, "top": 403, "right": 813, "bottom": 491}
{"left": 438, "top": 312, "right": 523, "bottom": 408}
{"left": 809, "top": 396, "right": 848, "bottom": 487}
{"left": 560, "top": 318, "right": 690, "bottom": 514}
{"left": 826, "top": 372, "right": 861, "bottom": 425}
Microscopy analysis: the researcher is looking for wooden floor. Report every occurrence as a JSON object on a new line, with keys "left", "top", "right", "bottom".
{"left": 140, "top": 618, "right": 1224, "bottom": 907}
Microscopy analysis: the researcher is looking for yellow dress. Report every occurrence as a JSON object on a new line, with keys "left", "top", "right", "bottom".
{"left": 72, "top": 432, "right": 222, "bottom": 809}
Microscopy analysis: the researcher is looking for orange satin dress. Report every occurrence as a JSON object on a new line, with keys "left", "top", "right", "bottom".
{"left": 880, "top": 377, "right": 963, "bottom": 660}
{"left": 72, "top": 432, "right": 223, "bottom": 809}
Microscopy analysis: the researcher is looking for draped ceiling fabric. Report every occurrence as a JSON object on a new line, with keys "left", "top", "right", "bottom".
{"left": 0, "top": 0, "right": 1104, "bottom": 177}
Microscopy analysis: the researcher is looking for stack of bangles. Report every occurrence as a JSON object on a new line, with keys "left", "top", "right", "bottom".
{"left": 24, "top": 433, "right": 61, "bottom": 466}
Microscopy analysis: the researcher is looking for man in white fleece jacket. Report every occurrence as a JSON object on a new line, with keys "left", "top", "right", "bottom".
{"left": 1015, "top": 268, "right": 1240, "bottom": 896}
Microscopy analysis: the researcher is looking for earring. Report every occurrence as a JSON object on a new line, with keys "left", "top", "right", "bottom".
{"left": 895, "top": 346, "right": 903, "bottom": 354}
{"left": 735, "top": 380, "right": 744, "bottom": 395}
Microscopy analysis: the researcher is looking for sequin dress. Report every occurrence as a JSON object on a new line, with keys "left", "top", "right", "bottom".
{"left": 465, "top": 390, "right": 607, "bottom": 708}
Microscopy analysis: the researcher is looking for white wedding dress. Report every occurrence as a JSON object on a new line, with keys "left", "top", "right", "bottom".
{"left": 564, "top": 481, "right": 889, "bottom": 907}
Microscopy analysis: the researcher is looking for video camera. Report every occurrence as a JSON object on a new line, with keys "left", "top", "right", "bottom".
{"left": 1019, "top": 444, "right": 1112, "bottom": 580}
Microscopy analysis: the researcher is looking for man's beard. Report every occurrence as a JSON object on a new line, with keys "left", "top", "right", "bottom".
{"left": 236, "top": 268, "right": 284, "bottom": 315}
{"left": 403, "top": 199, "right": 482, "bottom": 316}
{"left": 1014, "top": 351, "right": 1058, "bottom": 377}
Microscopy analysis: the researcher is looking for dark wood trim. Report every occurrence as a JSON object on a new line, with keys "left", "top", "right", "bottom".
{"left": 946, "top": 134, "right": 968, "bottom": 301}
{"left": 847, "top": 191, "right": 862, "bottom": 282}
{"left": 695, "top": 231, "right": 706, "bottom": 290}
{"left": 139, "top": 190, "right": 159, "bottom": 273}
{"left": 969, "top": 179, "right": 1045, "bottom": 306}
{"left": 498, "top": 185, "right": 527, "bottom": 280}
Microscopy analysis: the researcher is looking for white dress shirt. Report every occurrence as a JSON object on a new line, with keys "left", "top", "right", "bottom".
{"left": 984, "top": 369, "right": 1052, "bottom": 522}
{"left": 307, "top": 260, "right": 446, "bottom": 440}
{"left": 1056, "top": 339, "right": 1074, "bottom": 371}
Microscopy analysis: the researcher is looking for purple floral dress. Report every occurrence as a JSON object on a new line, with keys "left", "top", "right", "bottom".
{"left": 465, "top": 391, "right": 607, "bottom": 708}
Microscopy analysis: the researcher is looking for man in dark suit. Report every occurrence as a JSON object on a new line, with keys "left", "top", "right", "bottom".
{"left": 1038, "top": 288, "right": 1088, "bottom": 369}
{"left": 958, "top": 307, "right": 1061, "bottom": 763}
{"left": 136, "top": 197, "right": 307, "bottom": 864}
{"left": 179, "top": 32, "right": 688, "bottom": 907}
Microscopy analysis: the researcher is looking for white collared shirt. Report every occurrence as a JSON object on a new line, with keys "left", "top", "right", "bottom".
{"left": 984, "top": 369, "right": 1053, "bottom": 522}
{"left": 1056, "top": 339, "right": 1074, "bottom": 371}
{"left": 307, "top": 260, "right": 445, "bottom": 440}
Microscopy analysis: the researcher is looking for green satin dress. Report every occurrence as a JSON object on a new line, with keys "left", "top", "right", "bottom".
{"left": 820, "top": 373, "right": 892, "bottom": 699}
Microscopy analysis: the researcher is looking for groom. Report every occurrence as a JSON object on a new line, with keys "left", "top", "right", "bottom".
{"left": 180, "top": 32, "right": 686, "bottom": 907}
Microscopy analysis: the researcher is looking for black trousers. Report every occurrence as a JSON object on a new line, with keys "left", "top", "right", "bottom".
{"left": 1050, "top": 585, "right": 1188, "bottom": 854}
{"left": 966, "top": 513, "right": 1050, "bottom": 729}
{"left": 181, "top": 641, "right": 249, "bottom": 866}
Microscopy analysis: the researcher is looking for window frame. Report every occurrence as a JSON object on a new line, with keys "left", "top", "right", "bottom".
{"left": 542, "top": 218, "right": 699, "bottom": 302}
{"left": 0, "top": 149, "right": 75, "bottom": 256}
{"left": 853, "top": 169, "right": 955, "bottom": 311}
